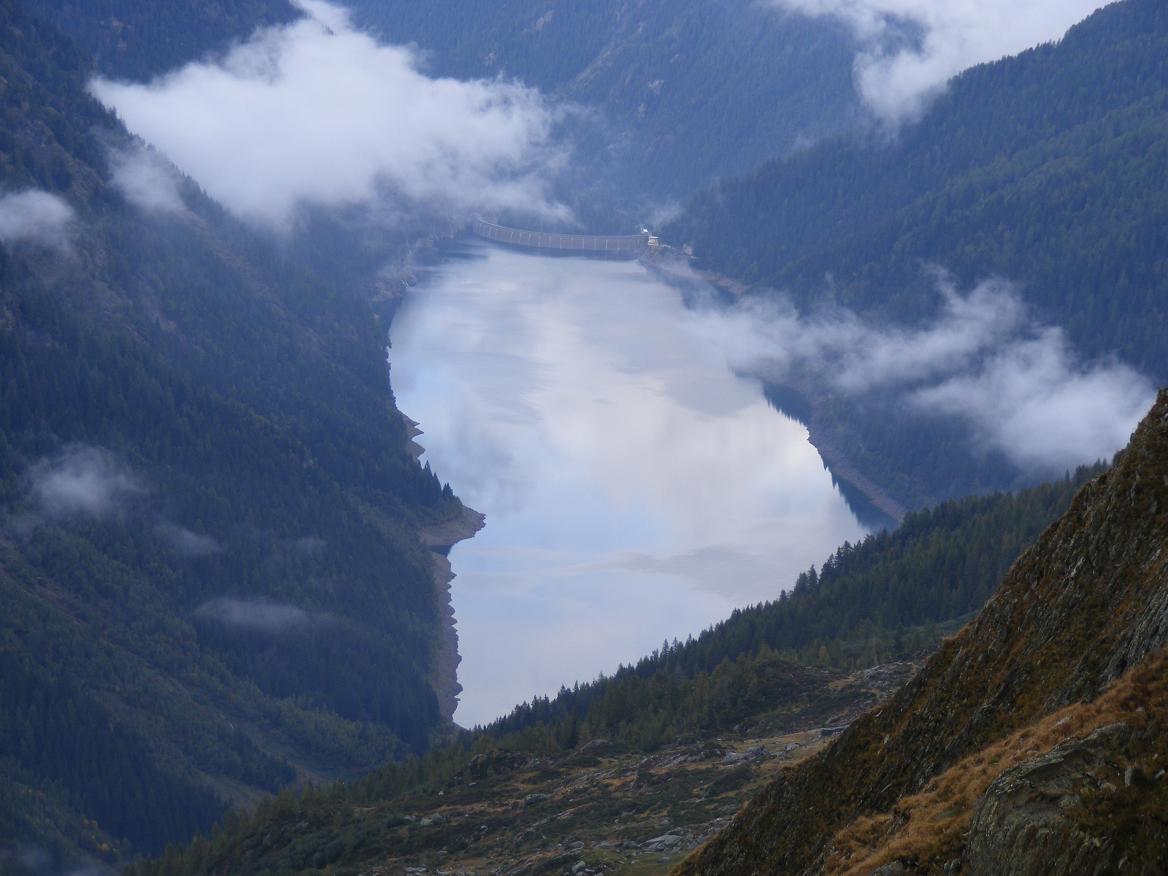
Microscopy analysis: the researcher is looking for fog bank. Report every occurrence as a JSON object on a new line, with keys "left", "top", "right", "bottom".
{"left": 771, "top": 0, "right": 1107, "bottom": 122}
{"left": 91, "top": 0, "right": 566, "bottom": 230}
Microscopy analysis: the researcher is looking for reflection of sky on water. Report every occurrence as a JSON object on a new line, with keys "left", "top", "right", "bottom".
{"left": 390, "top": 243, "right": 866, "bottom": 727}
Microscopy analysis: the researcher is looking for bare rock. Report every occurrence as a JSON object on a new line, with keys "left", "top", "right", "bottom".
{"left": 964, "top": 723, "right": 1131, "bottom": 876}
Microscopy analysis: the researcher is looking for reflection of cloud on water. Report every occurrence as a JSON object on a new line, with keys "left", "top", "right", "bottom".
{"left": 453, "top": 562, "right": 730, "bottom": 725}
{"left": 603, "top": 545, "right": 784, "bottom": 600}
{"left": 437, "top": 414, "right": 526, "bottom": 514}
{"left": 391, "top": 244, "right": 867, "bottom": 725}
{"left": 453, "top": 541, "right": 786, "bottom": 603}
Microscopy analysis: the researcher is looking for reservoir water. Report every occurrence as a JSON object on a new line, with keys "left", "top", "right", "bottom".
{"left": 390, "top": 242, "right": 868, "bottom": 726}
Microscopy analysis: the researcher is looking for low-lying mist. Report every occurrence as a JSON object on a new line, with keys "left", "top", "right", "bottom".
{"left": 90, "top": 0, "right": 568, "bottom": 231}
{"left": 194, "top": 597, "right": 314, "bottom": 633}
{"left": 770, "top": 0, "right": 1109, "bottom": 122}
{"left": 0, "top": 189, "right": 74, "bottom": 250}
{"left": 682, "top": 270, "right": 1154, "bottom": 473}
{"left": 28, "top": 445, "right": 143, "bottom": 519}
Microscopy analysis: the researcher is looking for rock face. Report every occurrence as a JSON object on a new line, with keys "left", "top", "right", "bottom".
{"left": 957, "top": 714, "right": 1168, "bottom": 876}
{"left": 677, "top": 391, "right": 1168, "bottom": 875}
{"left": 416, "top": 504, "right": 486, "bottom": 721}
{"left": 962, "top": 724, "right": 1125, "bottom": 876}
{"left": 964, "top": 724, "right": 1132, "bottom": 876}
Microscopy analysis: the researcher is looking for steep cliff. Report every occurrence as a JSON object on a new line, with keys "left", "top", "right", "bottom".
{"left": 679, "top": 390, "right": 1168, "bottom": 875}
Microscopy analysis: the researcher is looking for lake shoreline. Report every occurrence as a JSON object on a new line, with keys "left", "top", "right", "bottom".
{"left": 386, "top": 241, "right": 893, "bottom": 722}
{"left": 642, "top": 253, "right": 908, "bottom": 527}
{"left": 379, "top": 240, "right": 486, "bottom": 723}
{"left": 415, "top": 494, "right": 487, "bottom": 725}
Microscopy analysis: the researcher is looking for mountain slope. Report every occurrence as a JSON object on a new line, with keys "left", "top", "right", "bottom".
{"left": 661, "top": 0, "right": 1168, "bottom": 509}
{"left": 0, "top": 1, "right": 467, "bottom": 869}
{"left": 668, "top": 0, "right": 1168, "bottom": 378}
{"left": 678, "top": 390, "right": 1168, "bottom": 874}
{"left": 126, "top": 658, "right": 915, "bottom": 875}
{"left": 347, "top": 0, "right": 865, "bottom": 215}
{"left": 23, "top": 0, "right": 296, "bottom": 79}
{"left": 26, "top": 0, "right": 865, "bottom": 218}
{"left": 112, "top": 456, "right": 1095, "bottom": 874}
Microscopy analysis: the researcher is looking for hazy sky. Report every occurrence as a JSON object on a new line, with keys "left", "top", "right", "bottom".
{"left": 91, "top": 0, "right": 566, "bottom": 230}
{"left": 771, "top": 0, "right": 1109, "bottom": 121}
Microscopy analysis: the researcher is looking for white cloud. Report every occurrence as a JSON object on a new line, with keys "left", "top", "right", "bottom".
{"left": 692, "top": 275, "right": 1026, "bottom": 388}
{"left": 0, "top": 844, "right": 103, "bottom": 876}
{"left": 294, "top": 0, "right": 349, "bottom": 32}
{"left": 195, "top": 597, "right": 312, "bottom": 632}
{"left": 29, "top": 446, "right": 143, "bottom": 518}
{"left": 110, "top": 144, "right": 186, "bottom": 214}
{"left": 771, "top": 0, "right": 1108, "bottom": 121}
{"left": 679, "top": 269, "right": 1155, "bottom": 472}
{"left": 0, "top": 190, "right": 74, "bottom": 249}
{"left": 90, "top": 0, "right": 567, "bottom": 229}
{"left": 911, "top": 330, "right": 1153, "bottom": 472}
{"left": 757, "top": 277, "right": 1027, "bottom": 393}
{"left": 155, "top": 522, "right": 221, "bottom": 557}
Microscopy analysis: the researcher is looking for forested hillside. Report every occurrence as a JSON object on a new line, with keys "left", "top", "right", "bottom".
{"left": 666, "top": 0, "right": 1168, "bottom": 507}
{"left": 670, "top": 0, "right": 1168, "bottom": 374}
{"left": 0, "top": 1, "right": 467, "bottom": 870}
{"left": 24, "top": 0, "right": 296, "bottom": 79}
{"left": 346, "top": 0, "right": 865, "bottom": 216}
{"left": 5, "top": 0, "right": 1161, "bottom": 872}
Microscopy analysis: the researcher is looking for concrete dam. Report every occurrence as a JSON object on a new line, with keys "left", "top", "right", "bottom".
{"left": 472, "top": 218, "right": 658, "bottom": 259}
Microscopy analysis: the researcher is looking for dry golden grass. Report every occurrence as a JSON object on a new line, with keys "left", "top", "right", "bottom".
{"left": 823, "top": 649, "right": 1168, "bottom": 875}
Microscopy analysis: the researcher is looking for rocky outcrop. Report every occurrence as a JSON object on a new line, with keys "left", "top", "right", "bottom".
{"left": 964, "top": 723, "right": 1132, "bottom": 876}
{"left": 417, "top": 504, "right": 486, "bottom": 722}
{"left": 677, "top": 390, "right": 1168, "bottom": 876}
